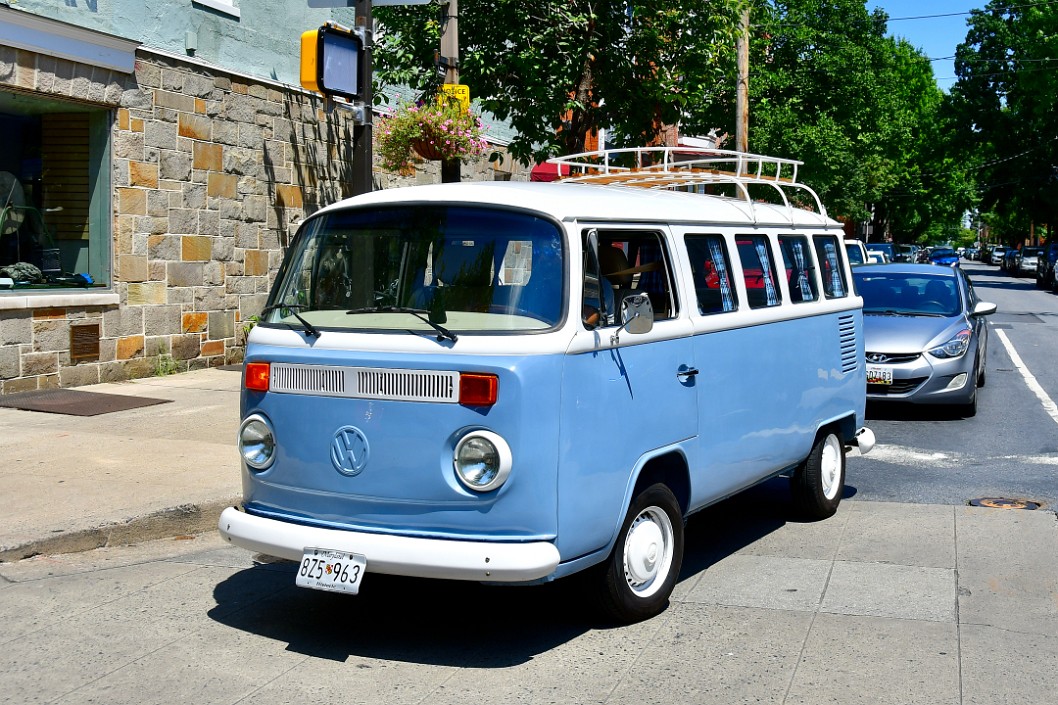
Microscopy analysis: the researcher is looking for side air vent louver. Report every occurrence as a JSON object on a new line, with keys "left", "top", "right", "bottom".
{"left": 269, "top": 363, "right": 459, "bottom": 403}
{"left": 839, "top": 314, "right": 858, "bottom": 373}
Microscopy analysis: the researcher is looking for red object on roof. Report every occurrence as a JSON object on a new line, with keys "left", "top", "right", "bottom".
{"left": 530, "top": 162, "right": 570, "bottom": 182}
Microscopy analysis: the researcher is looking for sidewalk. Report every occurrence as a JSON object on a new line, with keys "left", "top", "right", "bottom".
{"left": 0, "top": 366, "right": 243, "bottom": 561}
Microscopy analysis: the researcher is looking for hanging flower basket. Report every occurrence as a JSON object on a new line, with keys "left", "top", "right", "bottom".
{"left": 377, "top": 100, "right": 489, "bottom": 174}
{"left": 411, "top": 138, "right": 446, "bottom": 162}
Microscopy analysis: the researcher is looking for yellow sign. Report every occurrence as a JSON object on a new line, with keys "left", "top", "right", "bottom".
{"left": 438, "top": 84, "right": 471, "bottom": 112}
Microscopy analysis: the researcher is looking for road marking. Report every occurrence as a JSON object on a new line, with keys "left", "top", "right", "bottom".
{"left": 993, "top": 328, "right": 1058, "bottom": 428}
{"left": 864, "top": 445, "right": 1058, "bottom": 468}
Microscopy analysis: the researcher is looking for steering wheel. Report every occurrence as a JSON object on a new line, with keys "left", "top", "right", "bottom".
{"left": 919, "top": 301, "right": 947, "bottom": 313}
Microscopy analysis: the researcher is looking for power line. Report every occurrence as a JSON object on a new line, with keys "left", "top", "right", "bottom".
{"left": 886, "top": 0, "right": 1058, "bottom": 23}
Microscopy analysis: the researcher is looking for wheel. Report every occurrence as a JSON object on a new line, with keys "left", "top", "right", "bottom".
{"left": 962, "top": 389, "right": 978, "bottom": 417}
{"left": 977, "top": 361, "right": 986, "bottom": 387}
{"left": 791, "top": 431, "right": 845, "bottom": 520}
{"left": 598, "top": 483, "right": 684, "bottom": 623}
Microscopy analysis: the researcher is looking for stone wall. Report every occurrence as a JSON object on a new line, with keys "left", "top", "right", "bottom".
{"left": 0, "top": 46, "right": 527, "bottom": 394}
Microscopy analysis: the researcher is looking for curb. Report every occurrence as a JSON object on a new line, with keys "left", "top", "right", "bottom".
{"left": 0, "top": 497, "right": 240, "bottom": 563}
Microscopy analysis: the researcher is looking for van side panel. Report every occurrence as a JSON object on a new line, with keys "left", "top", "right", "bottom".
{"left": 688, "top": 311, "right": 864, "bottom": 507}
{"left": 240, "top": 344, "right": 563, "bottom": 541}
{"left": 556, "top": 333, "right": 697, "bottom": 561}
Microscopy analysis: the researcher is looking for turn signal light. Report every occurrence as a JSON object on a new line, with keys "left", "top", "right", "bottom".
{"left": 244, "top": 362, "right": 271, "bottom": 392}
{"left": 459, "top": 373, "right": 498, "bottom": 406}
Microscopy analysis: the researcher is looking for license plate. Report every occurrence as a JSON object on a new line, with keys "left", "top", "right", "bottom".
{"left": 867, "top": 365, "right": 893, "bottom": 385}
{"left": 295, "top": 548, "right": 367, "bottom": 595}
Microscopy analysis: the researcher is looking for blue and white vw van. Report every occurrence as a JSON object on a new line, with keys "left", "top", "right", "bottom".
{"left": 219, "top": 148, "right": 875, "bottom": 622}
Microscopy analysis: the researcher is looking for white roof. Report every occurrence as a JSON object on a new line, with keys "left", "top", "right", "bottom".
{"left": 316, "top": 181, "right": 838, "bottom": 229}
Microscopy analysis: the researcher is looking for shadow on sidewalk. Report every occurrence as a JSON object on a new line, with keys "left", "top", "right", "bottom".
{"left": 207, "top": 477, "right": 851, "bottom": 666}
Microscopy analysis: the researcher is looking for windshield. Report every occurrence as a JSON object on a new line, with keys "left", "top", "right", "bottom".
{"left": 931, "top": 248, "right": 955, "bottom": 258}
{"left": 853, "top": 272, "right": 961, "bottom": 317}
{"left": 267, "top": 205, "right": 566, "bottom": 333}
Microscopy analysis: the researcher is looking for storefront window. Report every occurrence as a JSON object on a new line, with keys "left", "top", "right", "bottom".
{"left": 0, "top": 91, "right": 110, "bottom": 290}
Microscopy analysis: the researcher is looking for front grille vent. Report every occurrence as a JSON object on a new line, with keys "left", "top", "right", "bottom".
{"left": 838, "top": 314, "right": 857, "bottom": 373}
{"left": 269, "top": 363, "right": 459, "bottom": 403}
{"left": 865, "top": 352, "right": 921, "bottom": 365}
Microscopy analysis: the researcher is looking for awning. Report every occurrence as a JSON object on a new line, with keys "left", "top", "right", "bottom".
{"left": 530, "top": 162, "right": 570, "bottom": 182}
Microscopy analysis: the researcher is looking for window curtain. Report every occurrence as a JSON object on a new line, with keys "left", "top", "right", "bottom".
{"left": 754, "top": 239, "right": 779, "bottom": 306}
{"left": 789, "top": 239, "right": 814, "bottom": 300}
{"left": 707, "top": 238, "right": 735, "bottom": 311}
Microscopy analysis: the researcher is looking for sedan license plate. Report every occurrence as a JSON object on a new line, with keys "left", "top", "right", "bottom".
{"left": 295, "top": 548, "right": 366, "bottom": 595}
{"left": 867, "top": 365, "right": 893, "bottom": 385}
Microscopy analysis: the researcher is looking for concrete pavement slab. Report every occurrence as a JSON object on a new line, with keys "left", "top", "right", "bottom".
{"left": 837, "top": 501, "right": 956, "bottom": 568}
{"left": 785, "top": 613, "right": 960, "bottom": 705}
{"left": 680, "top": 554, "right": 832, "bottom": 612}
{"left": 821, "top": 561, "right": 956, "bottom": 622}
{"left": 955, "top": 505, "right": 1058, "bottom": 638}
{"left": 0, "top": 367, "right": 242, "bottom": 561}
{"left": 959, "top": 623, "right": 1058, "bottom": 705}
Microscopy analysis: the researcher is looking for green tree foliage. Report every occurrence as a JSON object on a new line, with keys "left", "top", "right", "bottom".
{"left": 709, "top": 1, "right": 973, "bottom": 235}
{"left": 951, "top": 1, "right": 1058, "bottom": 242}
{"left": 373, "top": 1, "right": 971, "bottom": 239}
{"left": 373, "top": 1, "right": 747, "bottom": 163}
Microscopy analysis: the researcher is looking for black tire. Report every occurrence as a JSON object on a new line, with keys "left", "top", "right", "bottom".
{"left": 598, "top": 483, "right": 684, "bottom": 623}
{"left": 791, "top": 431, "right": 845, "bottom": 520}
{"left": 977, "top": 362, "right": 986, "bottom": 387}
{"left": 962, "top": 390, "right": 978, "bottom": 417}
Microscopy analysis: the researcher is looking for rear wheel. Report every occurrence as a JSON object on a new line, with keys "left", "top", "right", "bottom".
{"left": 598, "top": 483, "right": 684, "bottom": 623}
{"left": 791, "top": 432, "right": 845, "bottom": 520}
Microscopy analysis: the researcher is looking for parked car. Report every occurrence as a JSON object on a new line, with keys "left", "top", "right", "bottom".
{"left": 928, "top": 247, "right": 960, "bottom": 267}
{"left": 845, "top": 239, "right": 869, "bottom": 266}
{"left": 963, "top": 247, "right": 978, "bottom": 260}
{"left": 852, "top": 263, "right": 997, "bottom": 416}
{"left": 867, "top": 242, "right": 894, "bottom": 263}
{"left": 977, "top": 246, "right": 991, "bottom": 262}
{"left": 1037, "top": 241, "right": 1058, "bottom": 290}
{"left": 1015, "top": 247, "right": 1041, "bottom": 277}
{"left": 894, "top": 244, "right": 918, "bottom": 262}
{"left": 989, "top": 246, "right": 1008, "bottom": 265}
{"left": 1002, "top": 248, "right": 1021, "bottom": 273}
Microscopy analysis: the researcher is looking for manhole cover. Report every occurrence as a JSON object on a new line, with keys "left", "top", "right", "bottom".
{"left": 968, "top": 497, "right": 1041, "bottom": 510}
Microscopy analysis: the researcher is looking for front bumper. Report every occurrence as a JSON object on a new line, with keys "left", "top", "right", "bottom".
{"left": 218, "top": 506, "right": 561, "bottom": 583}
{"left": 866, "top": 353, "right": 976, "bottom": 404}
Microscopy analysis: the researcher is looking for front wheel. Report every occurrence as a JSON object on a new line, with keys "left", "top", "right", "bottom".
{"left": 598, "top": 484, "right": 684, "bottom": 623}
{"left": 791, "top": 432, "right": 845, "bottom": 520}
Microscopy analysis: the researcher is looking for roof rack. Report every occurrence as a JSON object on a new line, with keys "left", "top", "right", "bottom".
{"left": 546, "top": 147, "right": 828, "bottom": 220}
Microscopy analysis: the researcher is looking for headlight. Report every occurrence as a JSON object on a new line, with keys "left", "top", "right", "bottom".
{"left": 929, "top": 329, "right": 971, "bottom": 359}
{"left": 453, "top": 430, "right": 512, "bottom": 492}
{"left": 239, "top": 414, "right": 276, "bottom": 470}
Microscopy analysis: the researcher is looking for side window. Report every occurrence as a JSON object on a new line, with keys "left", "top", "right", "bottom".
{"left": 779, "top": 235, "right": 819, "bottom": 303}
{"left": 813, "top": 235, "right": 849, "bottom": 298}
{"left": 685, "top": 234, "right": 738, "bottom": 314}
{"left": 736, "top": 235, "right": 782, "bottom": 308}
{"left": 588, "top": 230, "right": 679, "bottom": 325}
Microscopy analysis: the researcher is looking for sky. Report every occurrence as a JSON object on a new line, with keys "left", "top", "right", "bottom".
{"left": 869, "top": 1, "right": 983, "bottom": 92}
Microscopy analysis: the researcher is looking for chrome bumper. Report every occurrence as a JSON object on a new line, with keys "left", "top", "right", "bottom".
{"left": 218, "top": 506, "right": 561, "bottom": 583}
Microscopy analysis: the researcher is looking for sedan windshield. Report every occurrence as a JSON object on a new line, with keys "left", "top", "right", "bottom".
{"left": 266, "top": 205, "right": 566, "bottom": 333}
{"left": 853, "top": 272, "right": 961, "bottom": 317}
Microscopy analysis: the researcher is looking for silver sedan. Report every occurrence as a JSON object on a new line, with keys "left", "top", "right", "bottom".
{"left": 852, "top": 264, "right": 997, "bottom": 416}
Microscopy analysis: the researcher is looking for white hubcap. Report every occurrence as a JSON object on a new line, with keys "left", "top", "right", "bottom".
{"left": 623, "top": 508, "right": 674, "bottom": 597}
{"left": 820, "top": 435, "right": 842, "bottom": 500}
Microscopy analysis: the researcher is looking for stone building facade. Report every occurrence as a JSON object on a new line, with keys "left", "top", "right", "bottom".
{"left": 0, "top": 40, "right": 525, "bottom": 395}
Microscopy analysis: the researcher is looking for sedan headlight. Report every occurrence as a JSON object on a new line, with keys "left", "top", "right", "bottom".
{"left": 929, "top": 329, "right": 972, "bottom": 359}
{"left": 239, "top": 414, "right": 276, "bottom": 470}
{"left": 453, "top": 430, "right": 512, "bottom": 492}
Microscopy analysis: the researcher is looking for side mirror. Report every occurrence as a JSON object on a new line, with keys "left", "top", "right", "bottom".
{"left": 621, "top": 293, "right": 654, "bottom": 334}
{"left": 972, "top": 301, "right": 997, "bottom": 317}
{"left": 610, "top": 293, "right": 654, "bottom": 344}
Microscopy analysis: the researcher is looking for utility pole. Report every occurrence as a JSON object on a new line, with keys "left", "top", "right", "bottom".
{"left": 352, "top": 0, "right": 373, "bottom": 194}
{"left": 735, "top": 7, "right": 750, "bottom": 153}
{"left": 439, "top": 0, "right": 460, "bottom": 183}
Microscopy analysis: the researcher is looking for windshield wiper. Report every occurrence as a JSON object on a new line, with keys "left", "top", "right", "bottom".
{"left": 346, "top": 306, "right": 458, "bottom": 343}
{"left": 261, "top": 303, "right": 321, "bottom": 338}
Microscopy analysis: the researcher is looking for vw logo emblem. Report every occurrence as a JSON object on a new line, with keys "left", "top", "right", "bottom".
{"left": 867, "top": 353, "right": 889, "bottom": 364}
{"left": 330, "top": 426, "right": 370, "bottom": 476}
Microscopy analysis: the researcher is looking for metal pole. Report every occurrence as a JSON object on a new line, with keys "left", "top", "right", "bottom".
{"left": 352, "top": 0, "right": 373, "bottom": 195}
{"left": 440, "top": 0, "right": 460, "bottom": 183}
{"left": 735, "top": 7, "right": 750, "bottom": 153}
